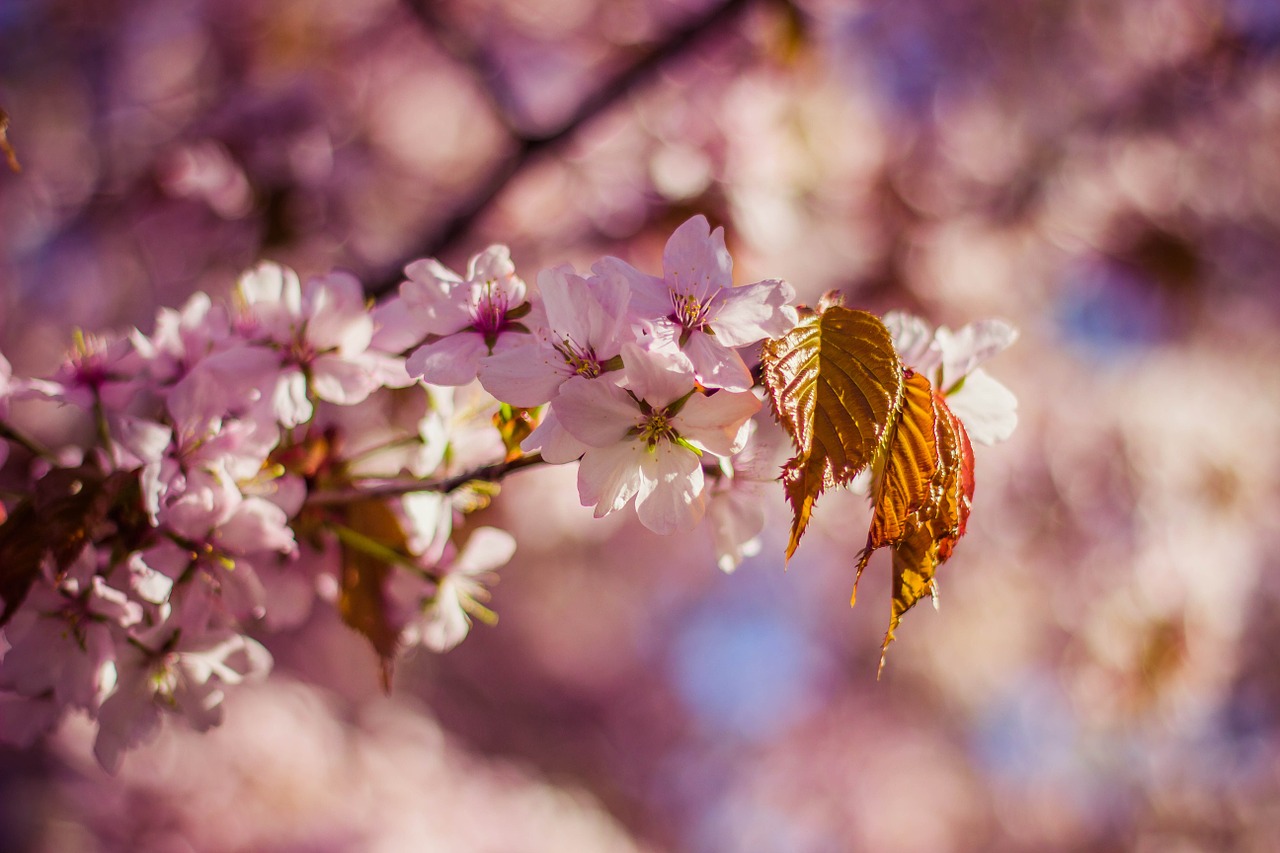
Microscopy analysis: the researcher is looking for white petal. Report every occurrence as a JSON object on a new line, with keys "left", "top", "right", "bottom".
{"left": 882, "top": 311, "right": 939, "bottom": 373}
{"left": 635, "top": 443, "right": 706, "bottom": 535}
{"left": 947, "top": 368, "right": 1018, "bottom": 445}
{"left": 937, "top": 319, "right": 1018, "bottom": 390}
{"left": 577, "top": 440, "right": 646, "bottom": 517}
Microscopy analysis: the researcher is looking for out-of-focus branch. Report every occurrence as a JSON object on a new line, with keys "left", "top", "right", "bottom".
{"left": 370, "top": 0, "right": 759, "bottom": 297}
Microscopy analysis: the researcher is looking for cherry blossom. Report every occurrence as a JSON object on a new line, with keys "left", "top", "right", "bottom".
{"left": 477, "top": 264, "right": 630, "bottom": 407}
{"left": 392, "top": 526, "right": 516, "bottom": 653}
{"left": 402, "top": 246, "right": 537, "bottom": 386}
{"left": 552, "top": 343, "right": 760, "bottom": 534}
{"left": 594, "top": 215, "right": 798, "bottom": 391}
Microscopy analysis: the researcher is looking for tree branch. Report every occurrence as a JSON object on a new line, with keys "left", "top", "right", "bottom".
{"left": 306, "top": 452, "right": 546, "bottom": 506}
{"left": 369, "top": 0, "right": 758, "bottom": 297}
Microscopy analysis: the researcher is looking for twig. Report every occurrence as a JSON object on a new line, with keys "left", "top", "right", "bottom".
{"left": 369, "top": 0, "right": 758, "bottom": 296}
{"left": 307, "top": 452, "right": 545, "bottom": 505}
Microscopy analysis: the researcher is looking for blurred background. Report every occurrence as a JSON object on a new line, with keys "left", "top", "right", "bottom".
{"left": 4, "top": 0, "right": 1280, "bottom": 850}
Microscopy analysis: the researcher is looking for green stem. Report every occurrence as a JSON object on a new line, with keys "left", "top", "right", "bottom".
{"left": 326, "top": 521, "right": 442, "bottom": 583}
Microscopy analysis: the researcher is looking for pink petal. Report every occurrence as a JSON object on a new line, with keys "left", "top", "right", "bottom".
{"left": 311, "top": 354, "right": 380, "bottom": 405}
{"left": 620, "top": 342, "right": 697, "bottom": 408}
{"left": 708, "top": 278, "right": 798, "bottom": 347}
{"left": 406, "top": 333, "right": 489, "bottom": 386}
{"left": 452, "top": 526, "right": 517, "bottom": 576}
{"left": 552, "top": 376, "right": 640, "bottom": 448}
{"left": 680, "top": 331, "right": 753, "bottom": 392}
{"left": 467, "top": 245, "right": 517, "bottom": 284}
{"left": 662, "top": 215, "right": 733, "bottom": 297}
{"left": 521, "top": 408, "right": 588, "bottom": 464}
{"left": 303, "top": 271, "right": 374, "bottom": 352}
{"left": 477, "top": 341, "right": 567, "bottom": 407}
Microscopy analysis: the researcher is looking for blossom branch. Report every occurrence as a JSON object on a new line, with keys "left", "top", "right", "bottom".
{"left": 306, "top": 452, "right": 545, "bottom": 506}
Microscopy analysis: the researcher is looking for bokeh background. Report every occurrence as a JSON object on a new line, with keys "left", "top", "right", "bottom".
{"left": 4, "top": 0, "right": 1280, "bottom": 850}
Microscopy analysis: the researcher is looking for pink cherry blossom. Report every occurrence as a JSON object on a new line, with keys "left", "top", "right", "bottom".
{"left": 93, "top": 625, "right": 273, "bottom": 773}
{"left": 403, "top": 246, "right": 537, "bottom": 386}
{"left": 552, "top": 343, "right": 760, "bottom": 534}
{"left": 391, "top": 526, "right": 516, "bottom": 653}
{"left": 594, "top": 215, "right": 798, "bottom": 391}
{"left": 477, "top": 264, "right": 630, "bottom": 407}
{"left": 193, "top": 262, "right": 398, "bottom": 428}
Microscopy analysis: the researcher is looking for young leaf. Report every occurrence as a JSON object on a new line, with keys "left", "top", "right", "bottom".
{"left": 853, "top": 369, "right": 939, "bottom": 592}
{"left": 334, "top": 499, "right": 407, "bottom": 690}
{"left": 492, "top": 404, "right": 539, "bottom": 463}
{"left": 761, "top": 302, "right": 905, "bottom": 560}
{"left": 871, "top": 392, "right": 976, "bottom": 675}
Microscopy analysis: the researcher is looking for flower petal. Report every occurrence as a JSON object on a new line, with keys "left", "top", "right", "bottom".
{"left": 406, "top": 333, "right": 489, "bottom": 386}
{"left": 310, "top": 354, "right": 380, "bottom": 405}
{"left": 707, "top": 278, "right": 798, "bottom": 347}
{"left": 947, "top": 368, "right": 1018, "bottom": 445}
{"left": 620, "top": 342, "right": 697, "bottom": 408}
{"left": 477, "top": 340, "right": 568, "bottom": 407}
{"left": 635, "top": 443, "right": 706, "bottom": 534}
{"left": 662, "top": 215, "right": 732, "bottom": 298}
{"left": 521, "top": 407, "right": 588, "bottom": 464}
{"left": 552, "top": 376, "right": 639, "bottom": 448}
{"left": 577, "top": 440, "right": 647, "bottom": 517}
{"left": 675, "top": 388, "right": 761, "bottom": 456}
{"left": 680, "top": 331, "right": 753, "bottom": 392}
{"left": 938, "top": 319, "right": 1018, "bottom": 390}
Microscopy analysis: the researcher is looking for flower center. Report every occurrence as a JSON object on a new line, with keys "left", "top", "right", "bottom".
{"left": 553, "top": 337, "right": 602, "bottom": 378}
{"left": 670, "top": 292, "right": 712, "bottom": 332}
{"left": 638, "top": 411, "right": 678, "bottom": 449}
{"left": 472, "top": 281, "right": 510, "bottom": 337}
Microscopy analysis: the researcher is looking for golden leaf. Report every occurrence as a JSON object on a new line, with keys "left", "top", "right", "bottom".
{"left": 875, "top": 393, "right": 975, "bottom": 674}
{"left": 761, "top": 302, "right": 905, "bottom": 561}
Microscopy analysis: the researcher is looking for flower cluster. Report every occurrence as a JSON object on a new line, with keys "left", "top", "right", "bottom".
{"left": 0, "top": 262, "right": 513, "bottom": 771}
{"left": 0, "top": 215, "right": 1016, "bottom": 773}
{"left": 399, "top": 215, "right": 798, "bottom": 537}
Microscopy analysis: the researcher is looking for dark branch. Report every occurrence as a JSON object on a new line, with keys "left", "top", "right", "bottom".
{"left": 370, "top": 0, "right": 758, "bottom": 297}
{"left": 307, "top": 452, "right": 546, "bottom": 505}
